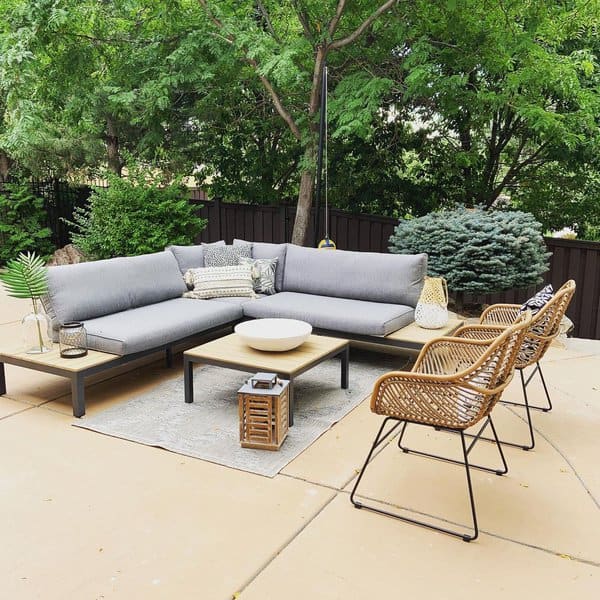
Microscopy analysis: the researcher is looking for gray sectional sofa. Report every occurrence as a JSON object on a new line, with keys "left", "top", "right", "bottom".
{"left": 44, "top": 241, "right": 427, "bottom": 358}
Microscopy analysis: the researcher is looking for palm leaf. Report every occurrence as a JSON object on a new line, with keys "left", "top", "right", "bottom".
{"left": 0, "top": 252, "right": 49, "bottom": 299}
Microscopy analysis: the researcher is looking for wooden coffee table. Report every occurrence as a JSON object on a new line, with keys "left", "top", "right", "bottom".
{"left": 183, "top": 334, "right": 349, "bottom": 426}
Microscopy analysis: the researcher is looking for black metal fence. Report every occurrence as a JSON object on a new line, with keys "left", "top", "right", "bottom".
{"left": 0, "top": 177, "right": 92, "bottom": 248}
{"left": 1, "top": 179, "right": 598, "bottom": 339}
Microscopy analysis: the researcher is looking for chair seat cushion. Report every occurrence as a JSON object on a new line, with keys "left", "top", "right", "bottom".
{"left": 242, "top": 292, "right": 414, "bottom": 336}
{"left": 82, "top": 298, "right": 242, "bottom": 355}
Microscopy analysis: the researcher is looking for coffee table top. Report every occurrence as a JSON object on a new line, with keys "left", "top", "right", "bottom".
{"left": 185, "top": 333, "right": 348, "bottom": 375}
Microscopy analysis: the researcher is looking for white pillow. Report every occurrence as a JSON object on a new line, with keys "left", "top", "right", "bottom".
{"left": 183, "top": 265, "right": 256, "bottom": 299}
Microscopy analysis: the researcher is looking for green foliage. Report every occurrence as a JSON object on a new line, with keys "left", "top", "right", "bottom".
{"left": 69, "top": 166, "right": 206, "bottom": 259}
{"left": 1, "top": 0, "right": 599, "bottom": 244}
{"left": 512, "top": 160, "right": 600, "bottom": 241}
{"left": 389, "top": 207, "right": 550, "bottom": 294}
{"left": 0, "top": 182, "right": 54, "bottom": 264}
{"left": 0, "top": 251, "right": 48, "bottom": 300}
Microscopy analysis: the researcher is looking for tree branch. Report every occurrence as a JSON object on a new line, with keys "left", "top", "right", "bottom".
{"left": 491, "top": 140, "right": 549, "bottom": 199}
{"left": 292, "top": 2, "right": 314, "bottom": 40}
{"left": 328, "top": 0, "right": 346, "bottom": 37}
{"left": 198, "top": 0, "right": 302, "bottom": 140}
{"left": 329, "top": 0, "right": 398, "bottom": 50}
{"left": 255, "top": 71, "right": 302, "bottom": 139}
{"left": 256, "top": 1, "right": 280, "bottom": 42}
{"left": 198, "top": 0, "right": 225, "bottom": 29}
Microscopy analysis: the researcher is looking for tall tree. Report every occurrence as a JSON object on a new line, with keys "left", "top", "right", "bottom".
{"left": 196, "top": 0, "right": 401, "bottom": 244}
{"left": 0, "top": 0, "right": 206, "bottom": 177}
{"left": 394, "top": 0, "right": 600, "bottom": 208}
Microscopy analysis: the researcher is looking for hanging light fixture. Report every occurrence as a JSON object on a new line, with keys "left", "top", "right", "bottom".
{"left": 316, "top": 64, "right": 336, "bottom": 250}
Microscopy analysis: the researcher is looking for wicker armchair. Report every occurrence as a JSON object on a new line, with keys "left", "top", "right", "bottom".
{"left": 453, "top": 280, "right": 576, "bottom": 450}
{"left": 350, "top": 312, "right": 531, "bottom": 542}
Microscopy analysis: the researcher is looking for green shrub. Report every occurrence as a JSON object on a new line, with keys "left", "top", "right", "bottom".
{"left": 0, "top": 182, "right": 55, "bottom": 265}
{"left": 389, "top": 207, "right": 550, "bottom": 294}
{"left": 69, "top": 167, "right": 206, "bottom": 259}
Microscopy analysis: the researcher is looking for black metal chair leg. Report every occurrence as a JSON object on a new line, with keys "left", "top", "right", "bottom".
{"left": 459, "top": 431, "right": 479, "bottom": 541}
{"left": 397, "top": 421, "right": 409, "bottom": 451}
{"left": 453, "top": 363, "right": 545, "bottom": 451}
{"left": 351, "top": 417, "right": 402, "bottom": 506}
{"left": 501, "top": 363, "right": 553, "bottom": 412}
{"left": 351, "top": 419, "right": 479, "bottom": 542}
{"left": 536, "top": 362, "right": 553, "bottom": 412}
{"left": 487, "top": 415, "right": 508, "bottom": 474}
{"left": 397, "top": 417, "right": 506, "bottom": 475}
{"left": 518, "top": 369, "right": 536, "bottom": 451}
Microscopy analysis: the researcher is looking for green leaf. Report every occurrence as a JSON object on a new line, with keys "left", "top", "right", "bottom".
{"left": 0, "top": 251, "right": 49, "bottom": 299}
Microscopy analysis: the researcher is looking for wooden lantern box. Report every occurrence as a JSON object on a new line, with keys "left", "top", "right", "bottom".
{"left": 238, "top": 374, "right": 290, "bottom": 451}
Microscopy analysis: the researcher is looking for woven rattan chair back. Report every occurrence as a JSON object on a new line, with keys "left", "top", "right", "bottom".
{"left": 480, "top": 280, "right": 576, "bottom": 368}
{"left": 370, "top": 312, "right": 531, "bottom": 431}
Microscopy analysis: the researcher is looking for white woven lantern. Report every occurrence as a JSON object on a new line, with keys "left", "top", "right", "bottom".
{"left": 415, "top": 276, "right": 449, "bottom": 329}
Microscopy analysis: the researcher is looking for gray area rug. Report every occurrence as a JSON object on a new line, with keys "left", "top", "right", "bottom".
{"left": 73, "top": 350, "right": 408, "bottom": 478}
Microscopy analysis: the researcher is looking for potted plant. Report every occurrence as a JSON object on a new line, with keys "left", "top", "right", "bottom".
{"left": 0, "top": 252, "right": 52, "bottom": 353}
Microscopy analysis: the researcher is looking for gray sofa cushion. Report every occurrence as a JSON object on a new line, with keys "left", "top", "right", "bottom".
{"left": 209, "top": 294, "right": 265, "bottom": 306}
{"left": 282, "top": 245, "right": 427, "bottom": 307}
{"left": 234, "top": 239, "right": 287, "bottom": 291}
{"left": 46, "top": 251, "right": 187, "bottom": 326}
{"left": 166, "top": 240, "right": 225, "bottom": 274}
{"left": 242, "top": 292, "right": 414, "bottom": 336}
{"left": 82, "top": 298, "right": 242, "bottom": 355}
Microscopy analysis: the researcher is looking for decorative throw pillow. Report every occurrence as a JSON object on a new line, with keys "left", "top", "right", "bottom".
{"left": 183, "top": 265, "right": 255, "bottom": 299}
{"left": 183, "top": 269, "right": 196, "bottom": 289}
{"left": 519, "top": 284, "right": 554, "bottom": 315}
{"left": 239, "top": 257, "right": 278, "bottom": 295}
{"left": 203, "top": 243, "right": 252, "bottom": 267}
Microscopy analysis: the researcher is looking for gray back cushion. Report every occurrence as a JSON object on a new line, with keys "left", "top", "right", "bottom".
{"left": 282, "top": 245, "right": 427, "bottom": 306}
{"left": 234, "top": 239, "right": 287, "bottom": 291}
{"left": 46, "top": 251, "right": 187, "bottom": 324}
{"left": 166, "top": 240, "right": 225, "bottom": 274}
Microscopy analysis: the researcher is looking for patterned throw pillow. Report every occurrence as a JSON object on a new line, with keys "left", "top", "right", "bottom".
{"left": 183, "top": 265, "right": 255, "bottom": 299}
{"left": 239, "top": 257, "right": 278, "bottom": 295}
{"left": 203, "top": 243, "right": 252, "bottom": 267}
{"left": 519, "top": 284, "right": 554, "bottom": 315}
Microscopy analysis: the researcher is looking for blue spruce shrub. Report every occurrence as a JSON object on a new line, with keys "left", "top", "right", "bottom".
{"left": 389, "top": 207, "right": 550, "bottom": 294}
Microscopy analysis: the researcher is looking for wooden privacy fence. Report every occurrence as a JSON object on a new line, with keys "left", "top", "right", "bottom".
{"left": 193, "top": 197, "right": 397, "bottom": 253}
{"left": 195, "top": 199, "right": 600, "bottom": 340}
{"left": 459, "top": 238, "right": 600, "bottom": 340}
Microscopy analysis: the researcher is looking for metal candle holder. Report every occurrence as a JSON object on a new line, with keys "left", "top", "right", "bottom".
{"left": 59, "top": 322, "right": 88, "bottom": 359}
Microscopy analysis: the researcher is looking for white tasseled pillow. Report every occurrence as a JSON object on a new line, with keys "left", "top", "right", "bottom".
{"left": 183, "top": 265, "right": 256, "bottom": 299}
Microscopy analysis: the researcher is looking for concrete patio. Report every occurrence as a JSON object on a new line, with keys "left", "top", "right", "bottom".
{"left": 0, "top": 288, "right": 599, "bottom": 599}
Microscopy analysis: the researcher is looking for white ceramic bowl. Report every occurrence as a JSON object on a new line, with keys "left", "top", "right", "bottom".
{"left": 234, "top": 319, "right": 312, "bottom": 352}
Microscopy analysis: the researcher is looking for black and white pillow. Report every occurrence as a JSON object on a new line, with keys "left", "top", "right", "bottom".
{"left": 203, "top": 243, "right": 252, "bottom": 267}
{"left": 519, "top": 284, "right": 554, "bottom": 315}
{"left": 240, "top": 257, "right": 278, "bottom": 295}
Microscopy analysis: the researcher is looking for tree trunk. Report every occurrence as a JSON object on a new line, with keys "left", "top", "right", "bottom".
{"left": 291, "top": 46, "right": 327, "bottom": 246}
{"left": 292, "top": 147, "right": 316, "bottom": 245}
{"left": 0, "top": 149, "right": 12, "bottom": 178}
{"left": 105, "top": 117, "right": 122, "bottom": 176}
